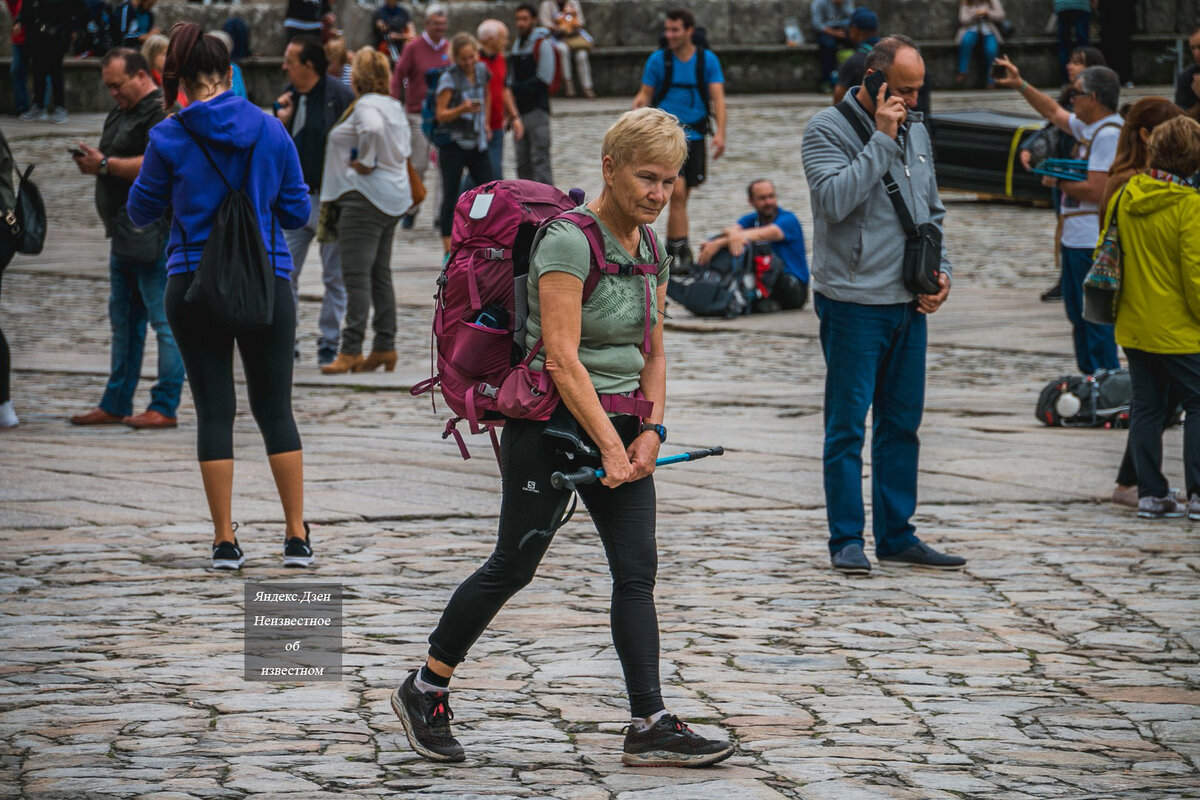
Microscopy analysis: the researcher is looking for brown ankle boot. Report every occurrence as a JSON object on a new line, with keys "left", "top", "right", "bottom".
{"left": 320, "top": 352, "right": 365, "bottom": 374}
{"left": 356, "top": 351, "right": 398, "bottom": 372}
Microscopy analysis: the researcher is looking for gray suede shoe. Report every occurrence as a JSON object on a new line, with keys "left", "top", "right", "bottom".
{"left": 831, "top": 543, "right": 871, "bottom": 575}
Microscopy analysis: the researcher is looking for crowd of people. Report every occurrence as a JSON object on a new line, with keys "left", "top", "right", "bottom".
{"left": 3, "top": 0, "right": 1200, "bottom": 775}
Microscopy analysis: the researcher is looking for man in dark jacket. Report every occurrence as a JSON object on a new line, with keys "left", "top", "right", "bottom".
{"left": 510, "top": 3, "right": 555, "bottom": 185}
{"left": 69, "top": 49, "right": 183, "bottom": 429}
{"left": 276, "top": 35, "right": 355, "bottom": 366}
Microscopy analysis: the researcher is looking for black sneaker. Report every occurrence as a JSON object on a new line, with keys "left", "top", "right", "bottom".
{"left": 317, "top": 347, "right": 338, "bottom": 367}
{"left": 391, "top": 670, "right": 465, "bottom": 762}
{"left": 211, "top": 538, "right": 245, "bottom": 570}
{"left": 283, "top": 522, "right": 314, "bottom": 567}
{"left": 622, "top": 714, "right": 734, "bottom": 767}
{"left": 1040, "top": 281, "right": 1063, "bottom": 302}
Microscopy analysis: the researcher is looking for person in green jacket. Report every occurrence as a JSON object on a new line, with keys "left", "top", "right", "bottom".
{"left": 1110, "top": 116, "right": 1200, "bottom": 519}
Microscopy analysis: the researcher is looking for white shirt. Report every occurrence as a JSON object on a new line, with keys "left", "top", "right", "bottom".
{"left": 319, "top": 92, "right": 413, "bottom": 216}
{"left": 1061, "top": 112, "right": 1122, "bottom": 249}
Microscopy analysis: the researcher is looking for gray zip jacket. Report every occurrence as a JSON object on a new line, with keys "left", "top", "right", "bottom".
{"left": 801, "top": 93, "right": 952, "bottom": 305}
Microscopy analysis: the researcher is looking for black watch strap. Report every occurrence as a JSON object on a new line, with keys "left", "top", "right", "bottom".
{"left": 640, "top": 422, "right": 666, "bottom": 443}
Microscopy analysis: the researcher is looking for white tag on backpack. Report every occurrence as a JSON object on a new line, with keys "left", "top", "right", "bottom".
{"left": 469, "top": 193, "right": 494, "bottom": 219}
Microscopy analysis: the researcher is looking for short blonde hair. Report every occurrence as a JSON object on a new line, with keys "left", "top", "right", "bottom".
{"left": 601, "top": 108, "right": 688, "bottom": 171}
{"left": 351, "top": 47, "right": 390, "bottom": 96}
{"left": 325, "top": 36, "right": 349, "bottom": 70}
{"left": 1148, "top": 116, "right": 1200, "bottom": 178}
{"left": 141, "top": 33, "right": 169, "bottom": 69}
{"left": 450, "top": 32, "right": 478, "bottom": 60}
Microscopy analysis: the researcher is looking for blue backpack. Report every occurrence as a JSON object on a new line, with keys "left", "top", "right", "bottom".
{"left": 420, "top": 66, "right": 454, "bottom": 147}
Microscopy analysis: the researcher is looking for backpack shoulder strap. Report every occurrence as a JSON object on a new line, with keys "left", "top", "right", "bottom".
{"left": 835, "top": 101, "right": 918, "bottom": 238}
{"left": 554, "top": 211, "right": 611, "bottom": 301}
{"left": 651, "top": 48, "right": 672, "bottom": 108}
{"left": 178, "top": 119, "right": 234, "bottom": 193}
{"left": 695, "top": 47, "right": 710, "bottom": 117}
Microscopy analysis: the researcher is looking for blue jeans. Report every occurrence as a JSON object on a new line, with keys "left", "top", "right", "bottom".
{"left": 1061, "top": 246, "right": 1119, "bottom": 374}
{"left": 9, "top": 43, "right": 50, "bottom": 114}
{"left": 460, "top": 129, "right": 504, "bottom": 194}
{"left": 99, "top": 251, "right": 185, "bottom": 418}
{"left": 1057, "top": 9, "right": 1090, "bottom": 82}
{"left": 957, "top": 30, "right": 998, "bottom": 80}
{"left": 817, "top": 32, "right": 841, "bottom": 85}
{"left": 815, "top": 293, "right": 926, "bottom": 558}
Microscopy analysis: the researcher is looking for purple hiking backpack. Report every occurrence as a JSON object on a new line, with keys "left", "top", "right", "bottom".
{"left": 411, "top": 179, "right": 660, "bottom": 460}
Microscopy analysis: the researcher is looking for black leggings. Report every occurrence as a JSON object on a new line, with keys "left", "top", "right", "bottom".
{"left": 438, "top": 142, "right": 493, "bottom": 237}
{"left": 428, "top": 415, "right": 664, "bottom": 718}
{"left": 165, "top": 273, "right": 301, "bottom": 462}
{"left": 28, "top": 32, "right": 68, "bottom": 110}
{"left": 0, "top": 273, "right": 9, "bottom": 404}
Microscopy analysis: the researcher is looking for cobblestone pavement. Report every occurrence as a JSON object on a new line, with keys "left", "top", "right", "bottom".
{"left": 1, "top": 89, "right": 1198, "bottom": 799}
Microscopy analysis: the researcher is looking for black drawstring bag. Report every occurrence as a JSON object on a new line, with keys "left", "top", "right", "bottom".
{"left": 177, "top": 120, "right": 275, "bottom": 329}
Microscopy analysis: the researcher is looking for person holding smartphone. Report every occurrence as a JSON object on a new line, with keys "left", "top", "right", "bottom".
{"left": 801, "top": 35, "right": 963, "bottom": 576}
{"left": 433, "top": 32, "right": 493, "bottom": 254}
{"left": 68, "top": 47, "right": 184, "bottom": 432}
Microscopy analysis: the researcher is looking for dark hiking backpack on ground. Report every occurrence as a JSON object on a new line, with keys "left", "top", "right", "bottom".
{"left": 177, "top": 121, "right": 276, "bottom": 329}
{"left": 667, "top": 242, "right": 783, "bottom": 318}
{"left": 1035, "top": 368, "right": 1133, "bottom": 428}
{"left": 411, "top": 180, "right": 660, "bottom": 460}
{"left": 651, "top": 27, "right": 713, "bottom": 135}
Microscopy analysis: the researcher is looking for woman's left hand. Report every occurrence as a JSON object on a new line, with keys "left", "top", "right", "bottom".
{"left": 350, "top": 160, "right": 374, "bottom": 175}
{"left": 626, "top": 431, "right": 661, "bottom": 482}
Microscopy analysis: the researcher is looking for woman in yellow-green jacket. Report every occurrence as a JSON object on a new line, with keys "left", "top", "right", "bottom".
{"left": 1111, "top": 116, "right": 1200, "bottom": 519}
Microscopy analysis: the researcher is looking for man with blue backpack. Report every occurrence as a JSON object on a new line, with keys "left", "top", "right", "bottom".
{"left": 632, "top": 7, "right": 726, "bottom": 274}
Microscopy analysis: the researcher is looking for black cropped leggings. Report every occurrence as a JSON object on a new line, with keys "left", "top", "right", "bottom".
{"left": 428, "top": 415, "right": 664, "bottom": 718}
{"left": 0, "top": 273, "right": 9, "bottom": 404}
{"left": 164, "top": 273, "right": 301, "bottom": 462}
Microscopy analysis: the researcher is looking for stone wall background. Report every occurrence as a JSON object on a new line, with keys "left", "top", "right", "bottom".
{"left": 1, "top": 0, "right": 1195, "bottom": 110}
{"left": 0, "top": 0, "right": 1195, "bottom": 58}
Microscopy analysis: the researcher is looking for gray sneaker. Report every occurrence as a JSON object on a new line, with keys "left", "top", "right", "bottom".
{"left": 1137, "top": 495, "right": 1185, "bottom": 519}
{"left": 18, "top": 106, "right": 46, "bottom": 122}
{"left": 48, "top": 106, "right": 68, "bottom": 125}
{"left": 1188, "top": 494, "right": 1200, "bottom": 522}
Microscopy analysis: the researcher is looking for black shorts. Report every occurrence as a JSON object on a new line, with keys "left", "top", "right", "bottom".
{"left": 680, "top": 137, "right": 707, "bottom": 189}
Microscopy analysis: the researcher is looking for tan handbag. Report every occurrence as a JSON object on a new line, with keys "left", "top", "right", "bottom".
{"left": 564, "top": 33, "right": 592, "bottom": 51}
{"left": 406, "top": 158, "right": 426, "bottom": 211}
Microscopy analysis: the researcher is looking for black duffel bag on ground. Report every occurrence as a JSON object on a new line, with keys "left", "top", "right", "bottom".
{"left": 1035, "top": 369, "right": 1132, "bottom": 428}
{"left": 667, "top": 243, "right": 792, "bottom": 318}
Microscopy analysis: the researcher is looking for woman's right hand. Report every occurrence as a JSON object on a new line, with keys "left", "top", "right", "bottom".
{"left": 599, "top": 446, "right": 636, "bottom": 489}
{"left": 992, "top": 55, "right": 1022, "bottom": 89}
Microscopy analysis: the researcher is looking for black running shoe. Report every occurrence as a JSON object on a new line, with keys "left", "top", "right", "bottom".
{"left": 211, "top": 539, "right": 244, "bottom": 570}
{"left": 622, "top": 714, "right": 734, "bottom": 767}
{"left": 283, "top": 522, "right": 314, "bottom": 567}
{"left": 392, "top": 670, "right": 465, "bottom": 762}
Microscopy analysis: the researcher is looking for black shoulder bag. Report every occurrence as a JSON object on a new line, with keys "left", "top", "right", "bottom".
{"left": 835, "top": 101, "right": 942, "bottom": 295}
{"left": 177, "top": 120, "right": 276, "bottom": 330}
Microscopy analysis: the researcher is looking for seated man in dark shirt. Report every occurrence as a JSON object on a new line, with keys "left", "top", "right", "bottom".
{"left": 833, "top": 8, "right": 879, "bottom": 104}
{"left": 696, "top": 178, "right": 810, "bottom": 310}
{"left": 373, "top": 0, "right": 415, "bottom": 60}
{"left": 1176, "top": 26, "right": 1200, "bottom": 118}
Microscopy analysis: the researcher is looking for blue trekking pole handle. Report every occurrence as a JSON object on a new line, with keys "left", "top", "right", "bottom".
{"left": 550, "top": 446, "right": 724, "bottom": 491}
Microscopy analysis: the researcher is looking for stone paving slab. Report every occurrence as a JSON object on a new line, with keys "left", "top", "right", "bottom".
{"left": 2, "top": 89, "right": 1199, "bottom": 798}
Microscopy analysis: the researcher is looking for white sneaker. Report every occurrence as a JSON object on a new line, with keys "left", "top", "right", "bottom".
{"left": 18, "top": 106, "right": 46, "bottom": 122}
{"left": 48, "top": 106, "right": 69, "bottom": 125}
{"left": 0, "top": 401, "right": 18, "bottom": 429}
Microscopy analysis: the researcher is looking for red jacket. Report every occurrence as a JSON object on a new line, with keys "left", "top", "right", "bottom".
{"left": 7, "top": 0, "right": 26, "bottom": 45}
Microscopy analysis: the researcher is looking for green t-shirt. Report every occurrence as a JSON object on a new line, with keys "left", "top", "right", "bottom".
{"left": 525, "top": 206, "right": 669, "bottom": 395}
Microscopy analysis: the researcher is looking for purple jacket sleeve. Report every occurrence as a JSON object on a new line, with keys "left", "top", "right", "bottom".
{"left": 273, "top": 119, "right": 310, "bottom": 230}
{"left": 126, "top": 136, "right": 171, "bottom": 228}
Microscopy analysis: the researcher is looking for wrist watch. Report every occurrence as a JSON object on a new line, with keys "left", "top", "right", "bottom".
{"left": 98, "top": 157, "right": 110, "bottom": 176}
{"left": 640, "top": 423, "right": 667, "bottom": 443}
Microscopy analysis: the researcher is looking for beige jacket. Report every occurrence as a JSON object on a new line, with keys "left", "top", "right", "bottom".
{"left": 956, "top": 0, "right": 1007, "bottom": 45}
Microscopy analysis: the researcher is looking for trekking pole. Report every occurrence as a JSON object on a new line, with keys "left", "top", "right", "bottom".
{"left": 550, "top": 446, "right": 725, "bottom": 491}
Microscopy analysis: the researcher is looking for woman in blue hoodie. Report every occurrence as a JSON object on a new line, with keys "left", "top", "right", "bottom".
{"left": 127, "top": 22, "right": 313, "bottom": 571}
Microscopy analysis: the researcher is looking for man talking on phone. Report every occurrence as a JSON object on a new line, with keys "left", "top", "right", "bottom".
{"left": 800, "top": 35, "right": 964, "bottom": 575}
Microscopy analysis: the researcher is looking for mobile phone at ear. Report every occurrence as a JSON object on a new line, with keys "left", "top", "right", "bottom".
{"left": 863, "top": 70, "right": 888, "bottom": 101}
